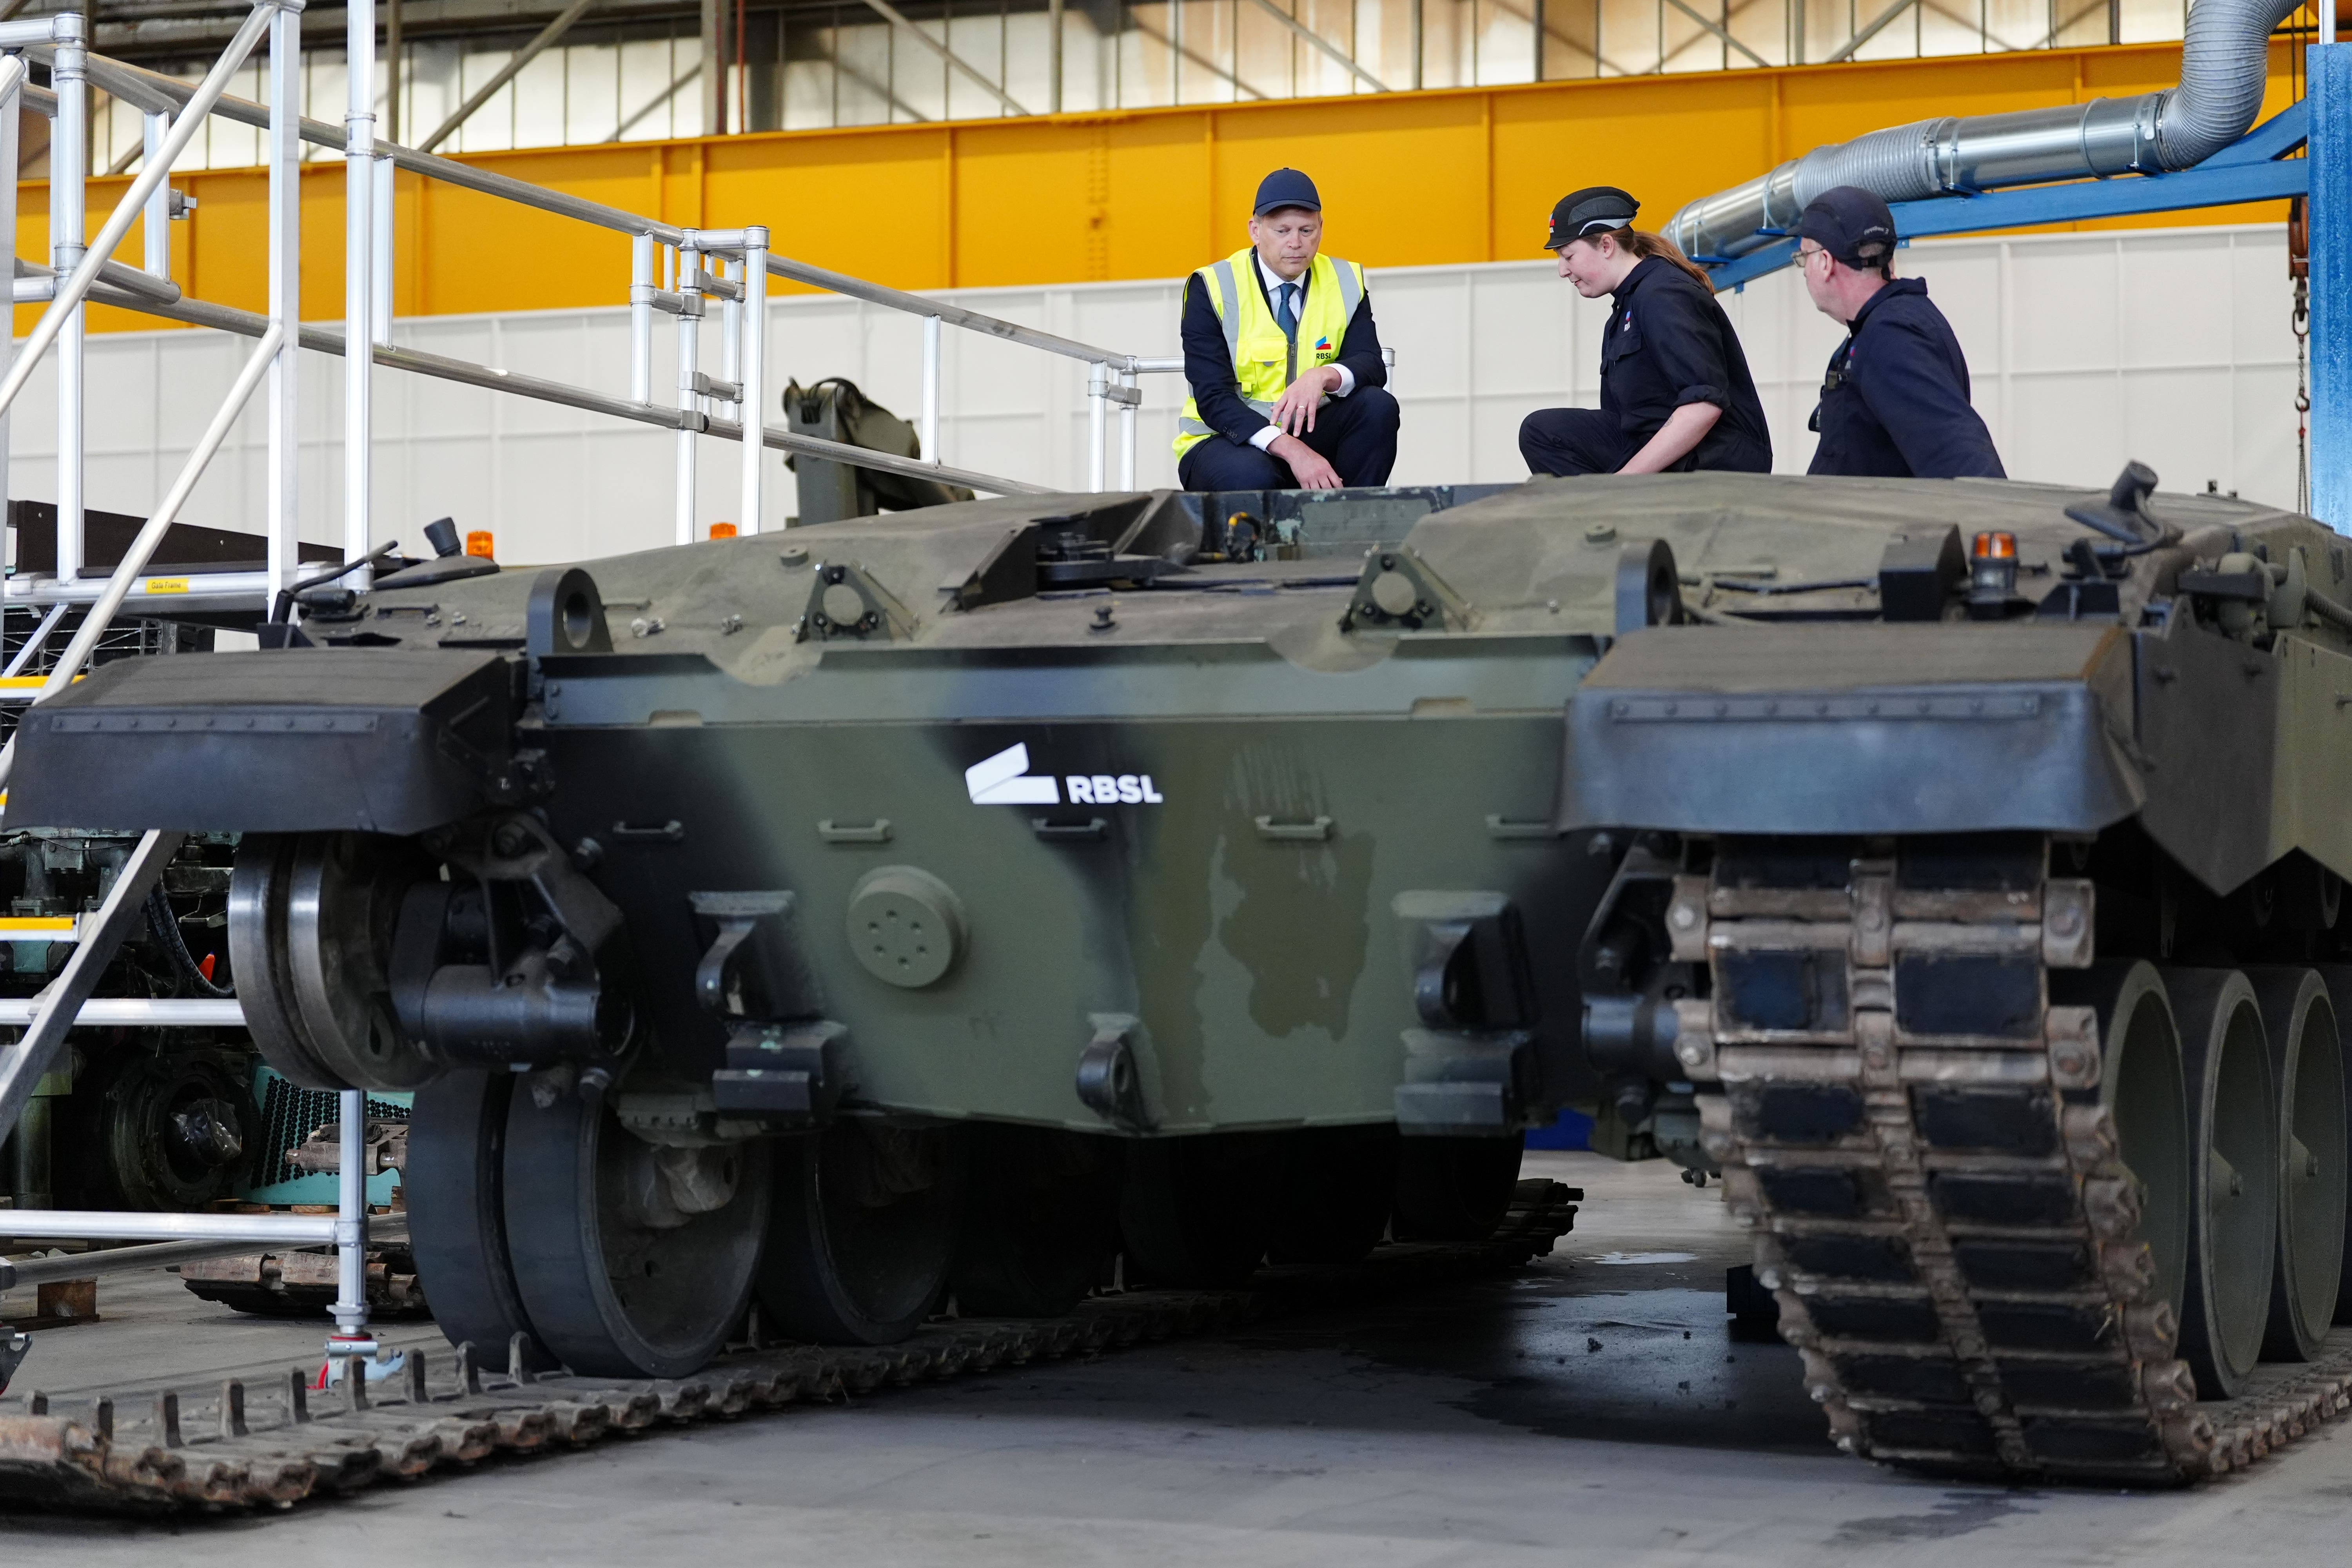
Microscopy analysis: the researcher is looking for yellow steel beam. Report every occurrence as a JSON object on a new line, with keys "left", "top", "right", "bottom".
{"left": 22, "top": 38, "right": 2304, "bottom": 337}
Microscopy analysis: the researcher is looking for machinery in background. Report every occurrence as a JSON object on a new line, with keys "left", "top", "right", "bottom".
{"left": 0, "top": 833, "right": 421, "bottom": 1319}
{"left": 0, "top": 506, "right": 421, "bottom": 1323}
{"left": 0, "top": 830, "right": 252, "bottom": 1216}
{"left": 176, "top": 1074, "right": 421, "bottom": 1319}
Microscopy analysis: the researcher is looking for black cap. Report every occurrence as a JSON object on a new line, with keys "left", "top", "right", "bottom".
{"left": 1545, "top": 187, "right": 1639, "bottom": 252}
{"left": 1795, "top": 186, "right": 1897, "bottom": 268}
{"left": 1254, "top": 168, "right": 1322, "bottom": 216}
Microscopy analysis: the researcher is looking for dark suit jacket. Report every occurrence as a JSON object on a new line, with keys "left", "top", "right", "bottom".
{"left": 1180, "top": 254, "right": 1387, "bottom": 449}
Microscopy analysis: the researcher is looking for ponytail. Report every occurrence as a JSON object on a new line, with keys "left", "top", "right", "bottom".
{"left": 1608, "top": 228, "right": 1717, "bottom": 290}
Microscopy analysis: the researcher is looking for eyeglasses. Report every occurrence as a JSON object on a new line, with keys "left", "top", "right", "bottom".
{"left": 1798, "top": 245, "right": 1831, "bottom": 267}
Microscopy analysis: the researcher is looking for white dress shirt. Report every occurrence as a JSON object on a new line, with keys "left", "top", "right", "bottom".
{"left": 1245, "top": 252, "right": 1356, "bottom": 452}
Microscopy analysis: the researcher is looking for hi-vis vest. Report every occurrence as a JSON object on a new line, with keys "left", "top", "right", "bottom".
{"left": 1174, "top": 248, "right": 1366, "bottom": 459}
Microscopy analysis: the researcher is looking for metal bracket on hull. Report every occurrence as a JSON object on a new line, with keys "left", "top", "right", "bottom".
{"left": 1341, "top": 547, "right": 1466, "bottom": 633}
{"left": 798, "top": 561, "right": 915, "bottom": 642}
{"left": 1076, "top": 1013, "right": 1156, "bottom": 1131}
{"left": 712, "top": 1018, "right": 845, "bottom": 1126}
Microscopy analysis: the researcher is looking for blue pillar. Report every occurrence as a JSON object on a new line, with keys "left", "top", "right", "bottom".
{"left": 2313, "top": 44, "right": 2352, "bottom": 530}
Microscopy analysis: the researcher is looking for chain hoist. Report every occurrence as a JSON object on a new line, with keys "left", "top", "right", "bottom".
{"left": 2292, "top": 195, "right": 2313, "bottom": 515}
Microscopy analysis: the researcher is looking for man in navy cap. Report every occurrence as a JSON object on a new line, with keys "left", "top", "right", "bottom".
{"left": 1797, "top": 185, "right": 2004, "bottom": 479}
{"left": 1174, "top": 168, "right": 1397, "bottom": 492}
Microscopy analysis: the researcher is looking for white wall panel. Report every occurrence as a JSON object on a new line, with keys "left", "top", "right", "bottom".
{"left": 6, "top": 223, "right": 2300, "bottom": 571}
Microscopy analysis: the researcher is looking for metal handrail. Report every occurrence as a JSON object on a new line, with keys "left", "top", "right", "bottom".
{"left": 52, "top": 47, "right": 1171, "bottom": 378}
{"left": 0, "top": 5, "right": 279, "bottom": 427}
{"left": 75, "top": 281, "right": 1053, "bottom": 497}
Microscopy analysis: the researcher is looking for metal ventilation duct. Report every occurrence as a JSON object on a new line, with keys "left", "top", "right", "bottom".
{"left": 1665, "top": 0, "right": 2302, "bottom": 263}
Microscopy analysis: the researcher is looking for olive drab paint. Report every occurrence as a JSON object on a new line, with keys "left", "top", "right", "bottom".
{"left": 15, "top": 474, "right": 2338, "bottom": 1146}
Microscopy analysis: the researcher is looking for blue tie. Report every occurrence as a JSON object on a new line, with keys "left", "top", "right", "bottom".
{"left": 1276, "top": 282, "right": 1299, "bottom": 339}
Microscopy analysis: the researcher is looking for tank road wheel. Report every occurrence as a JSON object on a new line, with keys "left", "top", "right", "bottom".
{"left": 2166, "top": 969, "right": 2280, "bottom": 1399}
{"left": 760, "top": 1123, "right": 967, "bottom": 1344}
{"left": 2323, "top": 968, "right": 2352, "bottom": 1328}
{"left": 2053, "top": 960, "right": 2194, "bottom": 1320}
{"left": 501, "top": 1075, "right": 771, "bottom": 1378}
{"left": 1267, "top": 1125, "right": 1398, "bottom": 1265}
{"left": 951, "top": 1125, "right": 1119, "bottom": 1318}
{"left": 227, "top": 832, "right": 437, "bottom": 1092}
{"left": 1392, "top": 1136, "right": 1523, "bottom": 1243}
{"left": 407, "top": 1070, "right": 559, "bottom": 1372}
{"left": 1120, "top": 1132, "right": 1283, "bottom": 1287}
{"left": 2247, "top": 969, "right": 2348, "bottom": 1358}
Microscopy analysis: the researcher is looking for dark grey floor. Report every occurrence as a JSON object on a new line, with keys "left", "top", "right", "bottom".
{"left": 3, "top": 1151, "right": 2347, "bottom": 1563}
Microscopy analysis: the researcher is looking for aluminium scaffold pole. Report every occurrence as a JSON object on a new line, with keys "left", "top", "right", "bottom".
{"left": 0, "top": 54, "right": 18, "bottom": 527}
{"left": 266, "top": 0, "right": 299, "bottom": 606}
{"left": 740, "top": 225, "right": 768, "bottom": 533}
{"left": 52, "top": 18, "right": 84, "bottom": 586}
{"left": 345, "top": 0, "right": 377, "bottom": 593}
{"left": 675, "top": 242, "right": 701, "bottom": 544}
{"left": 628, "top": 232, "right": 655, "bottom": 403}
{"left": 335, "top": 0, "right": 379, "bottom": 1361}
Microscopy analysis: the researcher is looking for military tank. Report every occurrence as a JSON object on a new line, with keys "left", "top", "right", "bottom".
{"left": 9, "top": 468, "right": 2342, "bottom": 1489}
{"left": 4, "top": 485, "right": 1603, "bottom": 1381}
{"left": 1553, "top": 463, "right": 2352, "bottom": 1484}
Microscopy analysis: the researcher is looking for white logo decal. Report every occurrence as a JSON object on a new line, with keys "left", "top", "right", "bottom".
{"left": 965, "top": 744, "right": 1167, "bottom": 807}
{"left": 965, "top": 743, "right": 1060, "bottom": 805}
{"left": 1065, "top": 774, "right": 1164, "bottom": 804}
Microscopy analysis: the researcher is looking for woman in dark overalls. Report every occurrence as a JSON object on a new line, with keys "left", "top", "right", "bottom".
{"left": 1519, "top": 186, "right": 1773, "bottom": 477}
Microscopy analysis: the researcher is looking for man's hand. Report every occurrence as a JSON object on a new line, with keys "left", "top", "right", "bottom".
{"left": 1270, "top": 365, "right": 1343, "bottom": 436}
{"left": 1269, "top": 433, "right": 1342, "bottom": 490}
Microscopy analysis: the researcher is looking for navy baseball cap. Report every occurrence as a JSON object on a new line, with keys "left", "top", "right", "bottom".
{"left": 1253, "top": 168, "right": 1322, "bottom": 216}
{"left": 1545, "top": 186, "right": 1638, "bottom": 251}
{"left": 1796, "top": 186, "right": 1897, "bottom": 267}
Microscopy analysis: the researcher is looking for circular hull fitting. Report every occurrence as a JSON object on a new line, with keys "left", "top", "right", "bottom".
{"left": 407, "top": 1069, "right": 557, "bottom": 1372}
{"left": 2054, "top": 959, "right": 2192, "bottom": 1321}
{"left": 1392, "top": 1136, "right": 1524, "bottom": 1243}
{"left": 228, "top": 831, "right": 437, "bottom": 1092}
{"left": 503, "top": 1072, "right": 771, "bottom": 1378}
{"left": 951, "top": 1125, "right": 1120, "bottom": 1318}
{"left": 2168, "top": 968, "right": 2280, "bottom": 1399}
{"left": 1267, "top": 1125, "right": 1398, "bottom": 1265}
{"left": 2247, "top": 968, "right": 2348, "bottom": 1360}
{"left": 760, "top": 1122, "right": 965, "bottom": 1344}
{"left": 1120, "top": 1132, "right": 1284, "bottom": 1287}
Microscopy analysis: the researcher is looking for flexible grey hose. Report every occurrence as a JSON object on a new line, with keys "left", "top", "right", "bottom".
{"left": 1666, "top": 0, "right": 2301, "bottom": 263}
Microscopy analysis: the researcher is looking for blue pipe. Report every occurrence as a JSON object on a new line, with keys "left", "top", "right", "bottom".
{"left": 2312, "top": 45, "right": 2350, "bottom": 531}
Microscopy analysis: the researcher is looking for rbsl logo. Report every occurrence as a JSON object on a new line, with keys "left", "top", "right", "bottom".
{"left": 964, "top": 743, "right": 1164, "bottom": 807}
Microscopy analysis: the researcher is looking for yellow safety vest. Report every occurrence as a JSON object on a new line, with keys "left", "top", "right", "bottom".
{"left": 1174, "top": 248, "right": 1367, "bottom": 459}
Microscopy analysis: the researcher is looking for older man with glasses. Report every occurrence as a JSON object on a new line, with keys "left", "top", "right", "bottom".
{"left": 1795, "top": 185, "right": 2005, "bottom": 481}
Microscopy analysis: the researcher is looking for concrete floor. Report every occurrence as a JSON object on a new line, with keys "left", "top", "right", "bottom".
{"left": 3, "top": 1151, "right": 2349, "bottom": 1563}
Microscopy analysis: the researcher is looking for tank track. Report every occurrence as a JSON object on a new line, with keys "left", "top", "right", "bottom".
{"left": 1676, "top": 835, "right": 2344, "bottom": 1484}
{"left": 0, "top": 1180, "right": 1577, "bottom": 1514}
